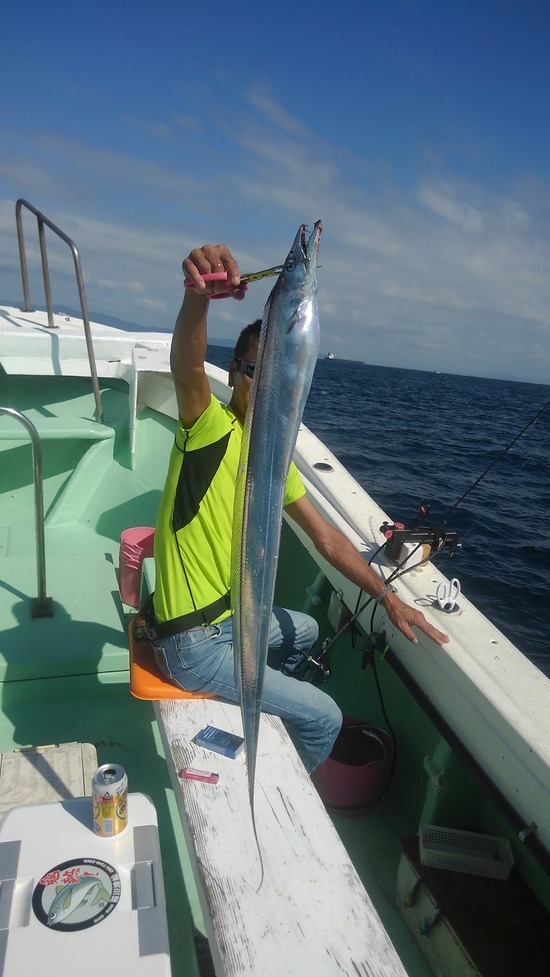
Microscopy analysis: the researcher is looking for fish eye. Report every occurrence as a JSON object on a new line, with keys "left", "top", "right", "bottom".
{"left": 285, "top": 255, "right": 296, "bottom": 271}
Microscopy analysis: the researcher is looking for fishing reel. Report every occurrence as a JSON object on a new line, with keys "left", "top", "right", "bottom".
{"left": 296, "top": 641, "right": 332, "bottom": 686}
{"left": 380, "top": 500, "right": 460, "bottom": 565}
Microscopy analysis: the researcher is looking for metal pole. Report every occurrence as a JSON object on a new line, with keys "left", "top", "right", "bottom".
{"left": 14, "top": 199, "right": 104, "bottom": 421}
{"left": 70, "top": 240, "right": 104, "bottom": 422}
{"left": 15, "top": 199, "right": 33, "bottom": 312}
{"left": 38, "top": 216, "right": 56, "bottom": 329}
{"left": 0, "top": 407, "right": 54, "bottom": 618}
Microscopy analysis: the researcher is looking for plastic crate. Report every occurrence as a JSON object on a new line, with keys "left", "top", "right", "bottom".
{"left": 419, "top": 823, "right": 514, "bottom": 880}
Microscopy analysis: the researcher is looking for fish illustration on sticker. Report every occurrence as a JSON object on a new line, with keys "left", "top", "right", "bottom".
{"left": 47, "top": 876, "right": 110, "bottom": 926}
{"left": 32, "top": 857, "right": 121, "bottom": 931}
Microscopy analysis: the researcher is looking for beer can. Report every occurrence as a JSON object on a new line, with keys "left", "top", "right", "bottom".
{"left": 92, "top": 763, "right": 128, "bottom": 836}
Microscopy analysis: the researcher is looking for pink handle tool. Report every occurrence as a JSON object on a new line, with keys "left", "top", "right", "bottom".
{"left": 184, "top": 265, "right": 283, "bottom": 299}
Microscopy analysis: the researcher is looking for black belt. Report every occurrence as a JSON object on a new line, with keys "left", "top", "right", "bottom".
{"left": 141, "top": 591, "right": 231, "bottom": 639}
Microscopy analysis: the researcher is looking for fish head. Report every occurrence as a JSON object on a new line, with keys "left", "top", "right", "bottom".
{"left": 281, "top": 221, "right": 322, "bottom": 303}
{"left": 250, "top": 219, "right": 322, "bottom": 409}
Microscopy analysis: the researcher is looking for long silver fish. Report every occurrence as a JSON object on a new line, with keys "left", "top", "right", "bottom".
{"left": 231, "top": 221, "right": 322, "bottom": 845}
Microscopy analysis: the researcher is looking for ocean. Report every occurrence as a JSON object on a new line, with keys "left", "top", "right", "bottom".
{"left": 208, "top": 345, "right": 550, "bottom": 676}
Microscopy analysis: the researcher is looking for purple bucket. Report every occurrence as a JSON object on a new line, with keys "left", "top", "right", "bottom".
{"left": 311, "top": 718, "right": 394, "bottom": 816}
{"left": 119, "top": 527, "right": 155, "bottom": 608}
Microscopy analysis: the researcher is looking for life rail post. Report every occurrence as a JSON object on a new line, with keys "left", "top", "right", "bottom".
{"left": 15, "top": 198, "right": 104, "bottom": 423}
{"left": 0, "top": 406, "right": 54, "bottom": 618}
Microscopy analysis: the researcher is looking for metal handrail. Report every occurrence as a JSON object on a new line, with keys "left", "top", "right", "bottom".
{"left": 15, "top": 198, "right": 104, "bottom": 423}
{"left": 0, "top": 407, "right": 53, "bottom": 618}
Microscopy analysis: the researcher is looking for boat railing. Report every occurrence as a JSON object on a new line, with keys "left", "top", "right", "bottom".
{"left": 15, "top": 198, "right": 104, "bottom": 423}
{"left": 0, "top": 406, "right": 54, "bottom": 619}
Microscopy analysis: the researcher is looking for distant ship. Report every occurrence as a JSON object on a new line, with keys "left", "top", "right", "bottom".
{"left": 325, "top": 352, "right": 365, "bottom": 365}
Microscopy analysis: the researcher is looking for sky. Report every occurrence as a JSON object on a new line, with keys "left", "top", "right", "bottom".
{"left": 1, "top": 0, "right": 550, "bottom": 382}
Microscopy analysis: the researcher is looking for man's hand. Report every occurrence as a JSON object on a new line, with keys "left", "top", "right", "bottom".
{"left": 286, "top": 495, "right": 450, "bottom": 648}
{"left": 383, "top": 593, "right": 449, "bottom": 646}
{"left": 183, "top": 244, "right": 246, "bottom": 300}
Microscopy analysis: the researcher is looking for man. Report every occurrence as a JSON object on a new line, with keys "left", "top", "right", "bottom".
{"left": 149, "top": 243, "right": 449, "bottom": 774}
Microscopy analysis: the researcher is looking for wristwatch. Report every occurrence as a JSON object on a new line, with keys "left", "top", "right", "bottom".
{"left": 374, "top": 583, "right": 397, "bottom": 605}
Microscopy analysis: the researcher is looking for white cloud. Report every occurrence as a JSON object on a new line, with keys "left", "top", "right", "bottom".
{"left": 1, "top": 95, "right": 550, "bottom": 382}
{"left": 245, "top": 89, "right": 311, "bottom": 140}
{"left": 418, "top": 183, "right": 484, "bottom": 232}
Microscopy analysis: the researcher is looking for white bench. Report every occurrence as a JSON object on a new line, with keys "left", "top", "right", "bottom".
{"left": 155, "top": 691, "right": 407, "bottom": 977}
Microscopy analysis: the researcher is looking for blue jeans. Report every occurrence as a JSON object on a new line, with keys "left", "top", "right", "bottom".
{"left": 151, "top": 606, "right": 342, "bottom": 773}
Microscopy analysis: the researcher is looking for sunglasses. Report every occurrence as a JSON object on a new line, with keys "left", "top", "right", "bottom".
{"left": 235, "top": 358, "right": 256, "bottom": 379}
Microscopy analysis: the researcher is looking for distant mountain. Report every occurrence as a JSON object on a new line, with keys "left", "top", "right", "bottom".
{"left": 1, "top": 301, "right": 171, "bottom": 334}
{"left": 2, "top": 301, "right": 240, "bottom": 347}
{"left": 60, "top": 306, "right": 172, "bottom": 334}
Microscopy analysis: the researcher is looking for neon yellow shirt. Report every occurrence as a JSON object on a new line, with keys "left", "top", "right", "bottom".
{"left": 153, "top": 395, "right": 305, "bottom": 626}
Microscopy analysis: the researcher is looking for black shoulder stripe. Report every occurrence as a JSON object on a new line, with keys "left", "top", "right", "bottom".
{"left": 172, "top": 431, "right": 232, "bottom": 532}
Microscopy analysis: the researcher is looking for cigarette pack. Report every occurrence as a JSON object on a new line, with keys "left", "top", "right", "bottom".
{"left": 194, "top": 725, "right": 244, "bottom": 759}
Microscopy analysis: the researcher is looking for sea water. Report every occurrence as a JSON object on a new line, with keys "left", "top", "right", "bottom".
{"left": 208, "top": 346, "right": 550, "bottom": 676}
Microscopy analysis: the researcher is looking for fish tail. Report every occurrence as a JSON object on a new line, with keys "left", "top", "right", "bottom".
{"left": 250, "top": 785, "right": 265, "bottom": 892}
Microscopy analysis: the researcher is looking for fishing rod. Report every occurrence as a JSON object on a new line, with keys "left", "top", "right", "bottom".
{"left": 301, "top": 393, "right": 550, "bottom": 683}
{"left": 300, "top": 530, "right": 428, "bottom": 685}
{"left": 440, "top": 394, "right": 550, "bottom": 523}
{"left": 379, "top": 393, "right": 550, "bottom": 573}
{"left": 298, "top": 393, "right": 550, "bottom": 812}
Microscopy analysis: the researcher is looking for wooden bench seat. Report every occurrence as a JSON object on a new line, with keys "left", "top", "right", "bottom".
{"left": 155, "top": 696, "right": 408, "bottom": 977}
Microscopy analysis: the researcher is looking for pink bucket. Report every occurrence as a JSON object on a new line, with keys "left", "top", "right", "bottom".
{"left": 311, "top": 718, "right": 394, "bottom": 816}
{"left": 119, "top": 527, "right": 155, "bottom": 608}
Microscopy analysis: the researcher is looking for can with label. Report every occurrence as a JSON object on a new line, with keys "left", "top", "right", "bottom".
{"left": 92, "top": 763, "right": 128, "bottom": 836}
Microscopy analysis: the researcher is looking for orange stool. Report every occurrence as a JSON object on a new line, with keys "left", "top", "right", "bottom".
{"left": 128, "top": 621, "right": 216, "bottom": 701}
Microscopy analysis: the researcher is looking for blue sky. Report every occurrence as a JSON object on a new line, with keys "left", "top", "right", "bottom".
{"left": 1, "top": 0, "right": 550, "bottom": 381}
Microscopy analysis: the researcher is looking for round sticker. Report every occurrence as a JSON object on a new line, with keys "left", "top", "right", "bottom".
{"left": 32, "top": 857, "right": 121, "bottom": 931}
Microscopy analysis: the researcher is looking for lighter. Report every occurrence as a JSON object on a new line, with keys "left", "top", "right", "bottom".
{"left": 179, "top": 767, "right": 219, "bottom": 784}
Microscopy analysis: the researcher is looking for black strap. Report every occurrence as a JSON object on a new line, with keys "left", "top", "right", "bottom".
{"left": 140, "top": 591, "right": 231, "bottom": 639}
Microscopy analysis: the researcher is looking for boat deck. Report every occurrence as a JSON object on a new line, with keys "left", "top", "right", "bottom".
{"left": 0, "top": 368, "right": 437, "bottom": 975}
{"left": 3, "top": 311, "right": 549, "bottom": 976}
{"left": 0, "top": 370, "right": 207, "bottom": 975}
{"left": 0, "top": 377, "right": 440, "bottom": 977}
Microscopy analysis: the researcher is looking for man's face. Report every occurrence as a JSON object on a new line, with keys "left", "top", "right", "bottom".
{"left": 229, "top": 337, "right": 259, "bottom": 422}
